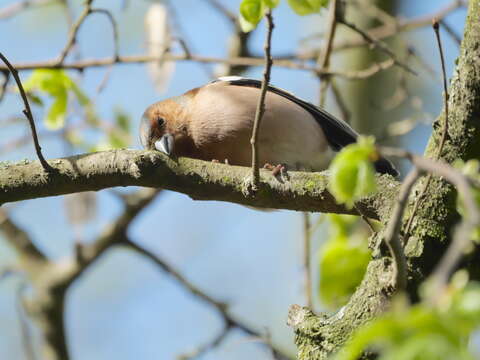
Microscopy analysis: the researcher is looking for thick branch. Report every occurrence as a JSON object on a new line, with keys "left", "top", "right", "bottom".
{"left": 291, "top": 0, "right": 480, "bottom": 358}
{"left": 0, "top": 150, "right": 398, "bottom": 221}
{"left": 0, "top": 209, "right": 47, "bottom": 263}
{"left": 28, "top": 188, "right": 161, "bottom": 360}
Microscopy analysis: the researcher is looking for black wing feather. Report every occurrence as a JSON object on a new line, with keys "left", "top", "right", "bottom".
{"left": 214, "top": 77, "right": 398, "bottom": 176}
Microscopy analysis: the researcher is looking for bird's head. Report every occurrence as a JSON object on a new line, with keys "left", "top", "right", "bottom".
{"left": 139, "top": 100, "right": 179, "bottom": 156}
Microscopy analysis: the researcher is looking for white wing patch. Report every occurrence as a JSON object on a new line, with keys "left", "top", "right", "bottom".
{"left": 212, "top": 77, "right": 298, "bottom": 98}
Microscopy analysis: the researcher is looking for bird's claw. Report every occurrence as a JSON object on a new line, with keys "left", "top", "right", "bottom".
{"left": 263, "top": 163, "right": 289, "bottom": 181}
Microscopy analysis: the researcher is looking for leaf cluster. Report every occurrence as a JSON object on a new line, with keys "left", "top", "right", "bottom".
{"left": 318, "top": 214, "right": 371, "bottom": 309}
{"left": 336, "top": 273, "right": 480, "bottom": 360}
{"left": 239, "top": 0, "right": 329, "bottom": 32}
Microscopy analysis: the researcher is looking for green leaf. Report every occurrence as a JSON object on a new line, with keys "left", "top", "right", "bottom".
{"left": 319, "top": 215, "right": 370, "bottom": 308}
{"left": 239, "top": 14, "right": 257, "bottom": 32}
{"left": 108, "top": 130, "right": 128, "bottom": 149}
{"left": 70, "top": 81, "right": 89, "bottom": 106}
{"left": 65, "top": 131, "right": 83, "bottom": 146}
{"left": 45, "top": 89, "right": 67, "bottom": 130}
{"left": 114, "top": 108, "right": 131, "bottom": 132}
{"left": 24, "top": 69, "right": 91, "bottom": 130}
{"left": 26, "top": 92, "right": 43, "bottom": 106}
{"left": 263, "top": 0, "right": 280, "bottom": 8}
{"left": 328, "top": 136, "right": 377, "bottom": 208}
{"left": 287, "top": 0, "right": 328, "bottom": 15}
{"left": 239, "top": 0, "right": 265, "bottom": 32}
{"left": 335, "top": 283, "right": 480, "bottom": 360}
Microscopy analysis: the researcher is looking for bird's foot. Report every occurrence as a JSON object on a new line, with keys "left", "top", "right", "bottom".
{"left": 211, "top": 159, "right": 230, "bottom": 165}
{"left": 263, "top": 163, "right": 289, "bottom": 181}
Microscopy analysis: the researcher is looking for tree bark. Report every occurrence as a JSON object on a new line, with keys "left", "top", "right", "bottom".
{"left": 290, "top": 1, "right": 480, "bottom": 358}
{"left": 0, "top": 150, "right": 398, "bottom": 220}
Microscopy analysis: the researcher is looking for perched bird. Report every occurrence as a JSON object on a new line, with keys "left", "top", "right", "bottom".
{"left": 140, "top": 77, "right": 398, "bottom": 176}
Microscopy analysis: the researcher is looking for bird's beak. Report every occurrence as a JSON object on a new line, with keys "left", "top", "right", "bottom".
{"left": 154, "top": 133, "right": 174, "bottom": 155}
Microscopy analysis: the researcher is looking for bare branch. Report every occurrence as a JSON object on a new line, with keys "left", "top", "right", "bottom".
{"left": 302, "top": 213, "right": 313, "bottom": 309}
{"left": 382, "top": 168, "right": 420, "bottom": 291}
{"left": 404, "top": 20, "right": 451, "bottom": 238}
{"left": 0, "top": 208, "right": 47, "bottom": 263}
{"left": 251, "top": 10, "right": 274, "bottom": 188}
{"left": 0, "top": 0, "right": 58, "bottom": 19}
{"left": 178, "top": 324, "right": 231, "bottom": 360}
{"left": 124, "top": 239, "right": 293, "bottom": 360}
{"left": 124, "top": 239, "right": 225, "bottom": 310}
{"left": 0, "top": 53, "right": 398, "bottom": 80}
{"left": 0, "top": 52, "right": 53, "bottom": 171}
{"left": 201, "top": 0, "right": 237, "bottom": 24}
{"left": 381, "top": 147, "right": 480, "bottom": 295}
{"left": 313, "top": 0, "right": 466, "bottom": 57}
{"left": 0, "top": 70, "right": 10, "bottom": 103}
{"left": 439, "top": 19, "right": 462, "bottom": 45}
{"left": 317, "top": 0, "right": 339, "bottom": 106}
{"left": 90, "top": 8, "right": 120, "bottom": 60}
{"left": 339, "top": 19, "right": 417, "bottom": 76}
{"left": 56, "top": 0, "right": 93, "bottom": 64}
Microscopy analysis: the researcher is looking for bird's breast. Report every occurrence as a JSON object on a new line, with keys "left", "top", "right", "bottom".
{"left": 184, "top": 83, "right": 334, "bottom": 171}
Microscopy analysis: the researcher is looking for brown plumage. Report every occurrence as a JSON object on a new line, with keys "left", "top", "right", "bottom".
{"left": 140, "top": 77, "right": 398, "bottom": 176}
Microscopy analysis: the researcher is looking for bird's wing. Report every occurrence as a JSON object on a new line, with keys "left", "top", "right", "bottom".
{"left": 212, "top": 77, "right": 398, "bottom": 177}
{"left": 212, "top": 77, "right": 357, "bottom": 151}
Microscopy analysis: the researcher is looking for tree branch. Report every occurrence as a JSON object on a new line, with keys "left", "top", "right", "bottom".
{"left": 0, "top": 150, "right": 399, "bottom": 221}
{"left": 0, "top": 53, "right": 401, "bottom": 80}
{"left": 0, "top": 208, "right": 47, "bottom": 263}
{"left": 290, "top": 0, "right": 480, "bottom": 357}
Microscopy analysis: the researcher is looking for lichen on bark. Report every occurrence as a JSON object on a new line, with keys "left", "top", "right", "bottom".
{"left": 291, "top": 1, "right": 480, "bottom": 358}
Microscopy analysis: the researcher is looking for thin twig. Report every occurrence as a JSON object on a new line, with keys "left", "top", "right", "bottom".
{"left": 304, "top": 1, "right": 339, "bottom": 310}
{"left": 317, "top": 0, "right": 338, "bottom": 106}
{"left": 0, "top": 52, "right": 53, "bottom": 171}
{"left": 124, "top": 239, "right": 293, "bottom": 359}
{"left": 439, "top": 19, "right": 462, "bottom": 45}
{"left": 381, "top": 148, "right": 480, "bottom": 297}
{"left": 414, "top": 159, "right": 480, "bottom": 296}
{"left": 330, "top": 79, "right": 351, "bottom": 123}
{"left": 411, "top": 158, "right": 480, "bottom": 301}
{"left": 91, "top": 8, "right": 120, "bottom": 60}
{"left": 0, "top": 70, "right": 10, "bottom": 103}
{"left": 16, "top": 284, "right": 37, "bottom": 360}
{"left": 302, "top": 213, "right": 313, "bottom": 309}
{"left": 403, "top": 20, "right": 450, "bottom": 238}
{"left": 339, "top": 19, "right": 417, "bottom": 76}
{"left": 433, "top": 19, "right": 450, "bottom": 159}
{"left": 178, "top": 324, "right": 231, "bottom": 360}
{"left": 56, "top": 0, "right": 93, "bottom": 64}
{"left": 382, "top": 168, "right": 420, "bottom": 291}
{"left": 250, "top": 10, "right": 274, "bottom": 189}
{"left": 0, "top": 0, "right": 57, "bottom": 19}
{"left": 124, "top": 239, "right": 226, "bottom": 310}
{"left": 314, "top": 0, "right": 466, "bottom": 58}
{"left": 0, "top": 208, "right": 47, "bottom": 262}
{"left": 350, "top": 0, "right": 396, "bottom": 26}
{"left": 201, "top": 0, "right": 237, "bottom": 24}
{"left": 0, "top": 53, "right": 395, "bottom": 79}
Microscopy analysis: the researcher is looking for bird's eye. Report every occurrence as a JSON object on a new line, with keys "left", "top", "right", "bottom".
{"left": 157, "top": 117, "right": 165, "bottom": 127}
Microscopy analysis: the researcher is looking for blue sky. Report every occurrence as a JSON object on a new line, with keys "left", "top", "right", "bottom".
{"left": 0, "top": 0, "right": 468, "bottom": 359}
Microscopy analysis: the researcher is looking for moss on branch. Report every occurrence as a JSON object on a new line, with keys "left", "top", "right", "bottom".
{"left": 0, "top": 150, "right": 398, "bottom": 220}
{"left": 291, "top": 0, "right": 480, "bottom": 358}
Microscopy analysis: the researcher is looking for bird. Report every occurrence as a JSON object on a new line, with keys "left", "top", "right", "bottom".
{"left": 140, "top": 76, "right": 398, "bottom": 177}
